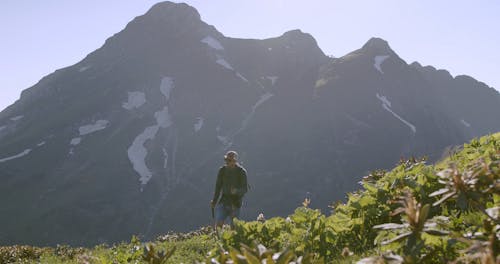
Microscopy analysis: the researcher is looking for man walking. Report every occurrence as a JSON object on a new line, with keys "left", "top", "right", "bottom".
{"left": 210, "top": 150, "right": 248, "bottom": 229}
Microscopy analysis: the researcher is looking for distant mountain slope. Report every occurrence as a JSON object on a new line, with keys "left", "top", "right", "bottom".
{"left": 1, "top": 134, "right": 498, "bottom": 263}
{"left": 0, "top": 1, "right": 498, "bottom": 246}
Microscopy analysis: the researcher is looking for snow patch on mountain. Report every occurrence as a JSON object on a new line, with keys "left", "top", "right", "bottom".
{"left": 194, "top": 117, "right": 204, "bottom": 132}
{"left": 10, "top": 115, "right": 24, "bottom": 121}
{"left": 252, "top": 92, "right": 274, "bottom": 111}
{"left": 236, "top": 72, "right": 249, "bottom": 82}
{"left": 68, "top": 120, "right": 108, "bottom": 154}
{"left": 128, "top": 125, "right": 160, "bottom": 185}
{"left": 79, "top": 66, "right": 91, "bottom": 72}
{"left": 214, "top": 55, "right": 248, "bottom": 83}
{"left": 162, "top": 148, "right": 168, "bottom": 169}
{"left": 0, "top": 149, "right": 32, "bottom": 163}
{"left": 201, "top": 36, "right": 224, "bottom": 50}
{"left": 155, "top": 107, "right": 172, "bottom": 128}
{"left": 70, "top": 137, "right": 82, "bottom": 146}
{"left": 128, "top": 77, "right": 175, "bottom": 187}
{"left": 160, "top": 77, "right": 174, "bottom": 100}
{"left": 79, "top": 120, "right": 109, "bottom": 136}
{"left": 155, "top": 77, "right": 174, "bottom": 128}
{"left": 381, "top": 104, "right": 416, "bottom": 133}
{"left": 376, "top": 93, "right": 416, "bottom": 133}
{"left": 374, "top": 55, "right": 390, "bottom": 74}
{"left": 266, "top": 76, "right": 279, "bottom": 85}
{"left": 122, "top": 91, "right": 146, "bottom": 110}
{"left": 216, "top": 58, "right": 234, "bottom": 71}
{"left": 375, "top": 94, "right": 392, "bottom": 107}
{"left": 215, "top": 92, "right": 274, "bottom": 151}
{"left": 460, "top": 119, "right": 471, "bottom": 127}
{"left": 216, "top": 125, "right": 233, "bottom": 148}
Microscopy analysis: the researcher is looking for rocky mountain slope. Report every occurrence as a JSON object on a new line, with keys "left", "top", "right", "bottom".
{"left": 0, "top": 1, "right": 498, "bottom": 246}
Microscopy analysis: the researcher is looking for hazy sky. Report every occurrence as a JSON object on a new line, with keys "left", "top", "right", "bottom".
{"left": 1, "top": 1, "right": 499, "bottom": 111}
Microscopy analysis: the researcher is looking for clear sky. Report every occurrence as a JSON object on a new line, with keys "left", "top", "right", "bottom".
{"left": 1, "top": 1, "right": 499, "bottom": 111}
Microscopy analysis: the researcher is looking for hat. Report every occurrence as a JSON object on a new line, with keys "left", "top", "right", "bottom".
{"left": 224, "top": 150, "right": 238, "bottom": 161}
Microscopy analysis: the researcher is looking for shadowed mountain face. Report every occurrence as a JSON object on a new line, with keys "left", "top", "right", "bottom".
{"left": 0, "top": 2, "right": 499, "bottom": 246}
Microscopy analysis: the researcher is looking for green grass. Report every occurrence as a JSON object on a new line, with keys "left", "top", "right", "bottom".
{"left": 1, "top": 232, "right": 217, "bottom": 264}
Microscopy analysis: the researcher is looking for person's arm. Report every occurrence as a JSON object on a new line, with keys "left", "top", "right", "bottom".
{"left": 211, "top": 167, "right": 223, "bottom": 204}
{"left": 236, "top": 167, "right": 248, "bottom": 197}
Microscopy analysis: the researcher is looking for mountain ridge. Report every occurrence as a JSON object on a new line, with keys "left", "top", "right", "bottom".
{"left": 0, "top": 1, "right": 499, "bottom": 246}
{"left": 2, "top": 1, "right": 497, "bottom": 116}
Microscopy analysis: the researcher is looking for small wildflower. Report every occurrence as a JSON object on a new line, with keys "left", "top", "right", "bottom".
{"left": 257, "top": 213, "right": 266, "bottom": 222}
{"left": 302, "top": 198, "right": 311, "bottom": 207}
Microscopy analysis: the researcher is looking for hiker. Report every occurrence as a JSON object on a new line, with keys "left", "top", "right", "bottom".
{"left": 210, "top": 150, "right": 248, "bottom": 229}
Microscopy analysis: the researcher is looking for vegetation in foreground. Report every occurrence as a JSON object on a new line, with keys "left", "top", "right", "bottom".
{"left": 1, "top": 133, "right": 499, "bottom": 263}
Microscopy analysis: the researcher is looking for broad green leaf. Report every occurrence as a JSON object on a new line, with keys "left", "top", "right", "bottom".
{"left": 359, "top": 195, "right": 376, "bottom": 207}
{"left": 423, "top": 229, "right": 449, "bottom": 236}
{"left": 381, "top": 232, "right": 412, "bottom": 245}
{"left": 276, "top": 249, "right": 295, "bottom": 264}
{"left": 373, "top": 223, "right": 408, "bottom": 230}
{"left": 429, "top": 188, "right": 450, "bottom": 197}
{"left": 418, "top": 204, "right": 430, "bottom": 226}
{"left": 243, "top": 249, "right": 260, "bottom": 264}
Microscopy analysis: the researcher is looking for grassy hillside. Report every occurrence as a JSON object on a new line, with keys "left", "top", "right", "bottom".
{"left": 2, "top": 133, "right": 499, "bottom": 263}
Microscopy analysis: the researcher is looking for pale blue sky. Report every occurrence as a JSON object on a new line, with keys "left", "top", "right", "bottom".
{"left": 1, "top": 1, "right": 499, "bottom": 111}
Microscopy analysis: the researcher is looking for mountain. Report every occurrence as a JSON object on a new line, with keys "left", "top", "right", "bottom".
{"left": 0, "top": 1, "right": 499, "bottom": 246}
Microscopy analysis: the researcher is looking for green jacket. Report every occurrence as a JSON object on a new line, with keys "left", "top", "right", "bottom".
{"left": 212, "top": 164, "right": 248, "bottom": 208}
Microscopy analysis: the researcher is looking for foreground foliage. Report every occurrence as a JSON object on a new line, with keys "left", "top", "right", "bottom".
{"left": 1, "top": 134, "right": 498, "bottom": 263}
{"left": 0, "top": 230, "right": 216, "bottom": 264}
{"left": 210, "top": 134, "right": 499, "bottom": 263}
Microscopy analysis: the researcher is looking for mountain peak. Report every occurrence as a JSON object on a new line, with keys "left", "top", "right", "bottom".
{"left": 280, "top": 29, "right": 317, "bottom": 43}
{"left": 282, "top": 29, "right": 308, "bottom": 37}
{"left": 361, "top": 37, "right": 393, "bottom": 54}
{"left": 277, "top": 29, "right": 326, "bottom": 60}
{"left": 144, "top": 1, "right": 201, "bottom": 22}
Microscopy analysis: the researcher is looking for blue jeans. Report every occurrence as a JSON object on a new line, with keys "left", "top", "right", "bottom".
{"left": 215, "top": 203, "right": 240, "bottom": 225}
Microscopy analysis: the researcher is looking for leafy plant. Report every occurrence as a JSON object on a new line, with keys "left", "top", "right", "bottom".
{"left": 457, "top": 217, "right": 499, "bottom": 263}
{"left": 373, "top": 191, "right": 448, "bottom": 262}
{"left": 430, "top": 157, "right": 500, "bottom": 215}
{"left": 361, "top": 134, "right": 500, "bottom": 263}
{"left": 0, "top": 245, "right": 51, "bottom": 263}
{"left": 142, "top": 244, "right": 176, "bottom": 264}
{"left": 202, "top": 243, "right": 322, "bottom": 264}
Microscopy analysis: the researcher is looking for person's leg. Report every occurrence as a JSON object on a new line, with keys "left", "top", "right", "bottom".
{"left": 228, "top": 206, "right": 241, "bottom": 228}
{"left": 215, "top": 204, "right": 228, "bottom": 229}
